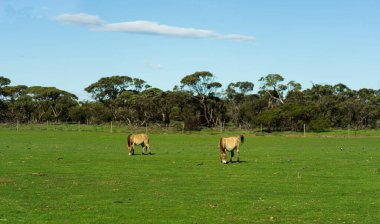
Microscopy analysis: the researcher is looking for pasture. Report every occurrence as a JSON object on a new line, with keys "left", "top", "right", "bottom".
{"left": 1, "top": 128, "right": 380, "bottom": 223}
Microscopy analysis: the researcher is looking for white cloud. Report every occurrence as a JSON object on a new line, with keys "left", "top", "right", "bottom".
{"left": 93, "top": 21, "right": 215, "bottom": 38}
{"left": 55, "top": 13, "right": 255, "bottom": 42}
{"left": 215, "top": 34, "right": 256, "bottom": 42}
{"left": 55, "top": 13, "right": 104, "bottom": 26}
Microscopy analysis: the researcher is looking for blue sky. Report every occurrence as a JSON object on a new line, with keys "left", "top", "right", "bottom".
{"left": 1, "top": 0, "right": 380, "bottom": 99}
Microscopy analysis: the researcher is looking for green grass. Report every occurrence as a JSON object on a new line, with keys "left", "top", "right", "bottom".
{"left": 1, "top": 128, "right": 380, "bottom": 223}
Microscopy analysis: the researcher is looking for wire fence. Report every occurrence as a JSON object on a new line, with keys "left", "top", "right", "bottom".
{"left": 1, "top": 121, "right": 240, "bottom": 135}
{"left": 2, "top": 121, "right": 380, "bottom": 138}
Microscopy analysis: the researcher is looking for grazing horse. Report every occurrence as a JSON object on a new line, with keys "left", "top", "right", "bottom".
{"left": 218, "top": 135, "right": 244, "bottom": 164}
{"left": 127, "top": 133, "right": 151, "bottom": 155}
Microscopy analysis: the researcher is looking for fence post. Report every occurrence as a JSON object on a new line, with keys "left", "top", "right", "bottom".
{"left": 182, "top": 122, "right": 184, "bottom": 135}
{"left": 303, "top": 123, "right": 306, "bottom": 137}
{"left": 110, "top": 121, "right": 113, "bottom": 133}
{"left": 16, "top": 120, "right": 19, "bottom": 131}
{"left": 145, "top": 123, "right": 148, "bottom": 135}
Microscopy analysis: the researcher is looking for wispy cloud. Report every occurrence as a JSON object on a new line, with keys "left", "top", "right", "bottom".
{"left": 55, "top": 13, "right": 104, "bottom": 26}
{"left": 55, "top": 13, "right": 255, "bottom": 42}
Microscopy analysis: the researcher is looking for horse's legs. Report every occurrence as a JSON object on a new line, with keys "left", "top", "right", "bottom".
{"left": 230, "top": 150, "right": 235, "bottom": 162}
{"left": 141, "top": 142, "right": 150, "bottom": 155}
{"left": 141, "top": 143, "right": 145, "bottom": 155}
{"left": 236, "top": 146, "right": 240, "bottom": 162}
{"left": 146, "top": 142, "right": 151, "bottom": 154}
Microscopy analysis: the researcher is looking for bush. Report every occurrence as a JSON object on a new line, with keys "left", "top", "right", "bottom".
{"left": 184, "top": 116, "right": 201, "bottom": 131}
{"left": 309, "top": 117, "right": 331, "bottom": 132}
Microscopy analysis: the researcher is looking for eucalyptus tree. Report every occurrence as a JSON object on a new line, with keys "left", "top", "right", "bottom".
{"left": 1, "top": 85, "right": 30, "bottom": 122}
{"left": 26, "top": 86, "right": 78, "bottom": 122}
{"left": 303, "top": 84, "right": 335, "bottom": 120}
{"left": 112, "top": 87, "right": 169, "bottom": 125}
{"left": 0, "top": 76, "right": 10, "bottom": 87}
{"left": 157, "top": 90, "right": 185, "bottom": 126}
{"left": 85, "top": 76, "right": 133, "bottom": 102}
{"left": 114, "top": 90, "right": 138, "bottom": 124}
{"left": 258, "top": 74, "right": 302, "bottom": 108}
{"left": 85, "top": 75, "right": 150, "bottom": 121}
{"left": 285, "top": 81, "right": 303, "bottom": 101}
{"left": 0, "top": 76, "right": 11, "bottom": 104}
{"left": 258, "top": 74, "right": 287, "bottom": 107}
{"left": 226, "top": 81, "right": 254, "bottom": 127}
{"left": 0, "top": 76, "right": 11, "bottom": 121}
{"left": 226, "top": 81, "right": 254, "bottom": 97}
{"left": 337, "top": 88, "right": 380, "bottom": 129}
{"left": 1, "top": 85, "right": 28, "bottom": 101}
{"left": 167, "top": 88, "right": 197, "bottom": 129}
{"left": 133, "top": 88, "right": 163, "bottom": 125}
{"left": 180, "top": 71, "right": 223, "bottom": 127}
{"left": 69, "top": 101, "right": 111, "bottom": 124}
{"left": 0, "top": 77, "right": 35, "bottom": 122}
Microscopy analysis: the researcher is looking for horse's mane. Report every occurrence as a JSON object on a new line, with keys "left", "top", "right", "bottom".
{"left": 127, "top": 134, "right": 133, "bottom": 147}
{"left": 240, "top": 135, "right": 244, "bottom": 144}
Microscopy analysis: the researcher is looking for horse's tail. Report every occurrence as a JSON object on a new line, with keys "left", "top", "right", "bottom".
{"left": 127, "top": 134, "right": 133, "bottom": 147}
{"left": 240, "top": 135, "right": 244, "bottom": 144}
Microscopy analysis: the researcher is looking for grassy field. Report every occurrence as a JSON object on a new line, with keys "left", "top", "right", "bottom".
{"left": 1, "top": 128, "right": 380, "bottom": 223}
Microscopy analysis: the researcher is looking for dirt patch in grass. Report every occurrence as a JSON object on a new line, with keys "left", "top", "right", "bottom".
{"left": 0, "top": 177, "right": 14, "bottom": 183}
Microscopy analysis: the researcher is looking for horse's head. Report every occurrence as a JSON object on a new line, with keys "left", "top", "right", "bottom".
{"left": 127, "top": 134, "right": 133, "bottom": 155}
{"left": 128, "top": 145, "right": 132, "bottom": 155}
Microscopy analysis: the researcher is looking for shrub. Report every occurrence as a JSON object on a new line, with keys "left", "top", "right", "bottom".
{"left": 309, "top": 117, "right": 330, "bottom": 132}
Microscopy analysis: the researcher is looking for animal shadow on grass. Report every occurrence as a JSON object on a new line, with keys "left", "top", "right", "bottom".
{"left": 227, "top": 160, "right": 247, "bottom": 164}
{"left": 130, "top": 152, "right": 156, "bottom": 156}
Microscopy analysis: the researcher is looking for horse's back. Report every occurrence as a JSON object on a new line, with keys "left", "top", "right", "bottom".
{"left": 220, "top": 136, "right": 240, "bottom": 151}
{"left": 133, "top": 133, "right": 149, "bottom": 144}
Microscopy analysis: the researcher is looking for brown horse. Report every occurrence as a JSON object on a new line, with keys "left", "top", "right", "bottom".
{"left": 218, "top": 135, "right": 244, "bottom": 164}
{"left": 127, "top": 133, "right": 151, "bottom": 155}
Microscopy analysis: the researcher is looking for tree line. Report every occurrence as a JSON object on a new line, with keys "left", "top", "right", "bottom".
{"left": 1, "top": 72, "right": 380, "bottom": 132}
